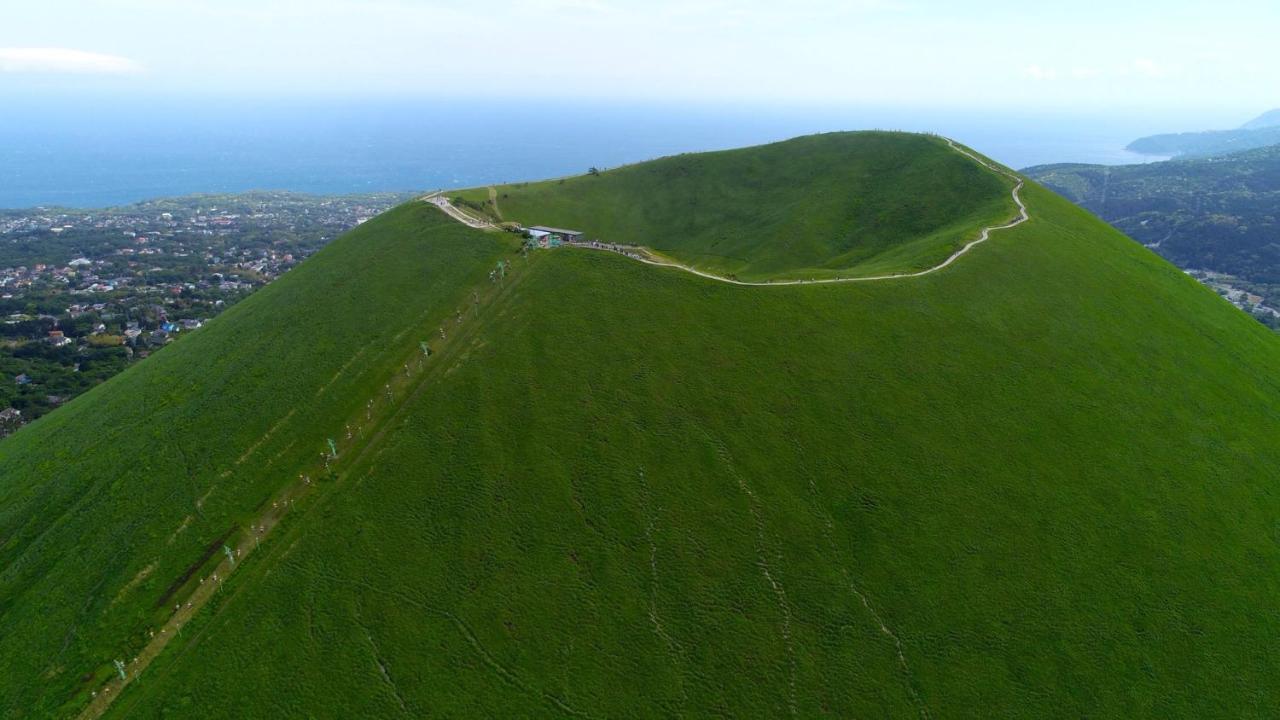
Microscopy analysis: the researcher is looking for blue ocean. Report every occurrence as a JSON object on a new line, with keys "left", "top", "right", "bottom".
{"left": 0, "top": 98, "right": 1203, "bottom": 209}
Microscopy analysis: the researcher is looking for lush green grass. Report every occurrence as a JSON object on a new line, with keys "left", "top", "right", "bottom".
{"left": 458, "top": 131, "right": 1015, "bottom": 281}
{"left": 101, "top": 180, "right": 1280, "bottom": 718}
{"left": 0, "top": 202, "right": 514, "bottom": 718}
{"left": 7, "top": 133, "right": 1280, "bottom": 718}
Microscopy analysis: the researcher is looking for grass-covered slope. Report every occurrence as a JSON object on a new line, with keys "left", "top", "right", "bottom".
{"left": 103, "top": 178, "right": 1280, "bottom": 718}
{"left": 0, "top": 203, "right": 514, "bottom": 717}
{"left": 457, "top": 131, "right": 1014, "bottom": 281}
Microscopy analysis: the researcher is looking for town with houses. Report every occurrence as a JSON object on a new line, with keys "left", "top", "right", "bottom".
{"left": 1185, "top": 268, "right": 1280, "bottom": 330}
{"left": 0, "top": 191, "right": 412, "bottom": 436}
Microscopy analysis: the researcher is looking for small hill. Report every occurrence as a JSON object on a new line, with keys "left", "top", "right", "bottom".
{"left": 4, "top": 133, "right": 1280, "bottom": 718}
{"left": 456, "top": 132, "right": 1015, "bottom": 281}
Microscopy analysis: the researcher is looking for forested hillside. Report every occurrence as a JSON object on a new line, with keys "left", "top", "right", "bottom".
{"left": 1027, "top": 145, "right": 1280, "bottom": 326}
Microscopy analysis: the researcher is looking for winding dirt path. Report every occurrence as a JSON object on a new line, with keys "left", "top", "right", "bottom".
{"left": 422, "top": 192, "right": 496, "bottom": 230}
{"left": 430, "top": 138, "right": 1029, "bottom": 286}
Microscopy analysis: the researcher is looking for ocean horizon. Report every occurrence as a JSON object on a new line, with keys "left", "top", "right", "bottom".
{"left": 0, "top": 99, "right": 1206, "bottom": 210}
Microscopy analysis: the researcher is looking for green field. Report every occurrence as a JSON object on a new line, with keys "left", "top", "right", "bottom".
{"left": 456, "top": 132, "right": 1015, "bottom": 281}
{"left": 4, "top": 133, "right": 1280, "bottom": 718}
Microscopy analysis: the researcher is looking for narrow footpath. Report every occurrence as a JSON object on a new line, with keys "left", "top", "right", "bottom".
{"left": 423, "top": 192, "right": 497, "bottom": 230}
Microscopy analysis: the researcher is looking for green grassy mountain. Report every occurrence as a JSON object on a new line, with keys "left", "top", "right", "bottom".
{"left": 454, "top": 132, "right": 1014, "bottom": 281}
{"left": 4, "top": 132, "right": 1280, "bottom": 718}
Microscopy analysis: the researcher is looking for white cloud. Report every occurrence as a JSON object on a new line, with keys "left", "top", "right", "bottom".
{"left": 1022, "top": 64, "right": 1056, "bottom": 81}
{"left": 1132, "top": 58, "right": 1166, "bottom": 78}
{"left": 516, "top": 0, "right": 615, "bottom": 12}
{"left": 1023, "top": 63, "right": 1151, "bottom": 83}
{"left": 0, "top": 48, "right": 142, "bottom": 75}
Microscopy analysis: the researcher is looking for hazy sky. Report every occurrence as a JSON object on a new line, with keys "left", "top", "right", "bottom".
{"left": 1, "top": 0, "right": 1275, "bottom": 113}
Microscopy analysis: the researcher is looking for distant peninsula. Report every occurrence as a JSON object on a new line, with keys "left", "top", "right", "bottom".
{"left": 1127, "top": 109, "right": 1280, "bottom": 157}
